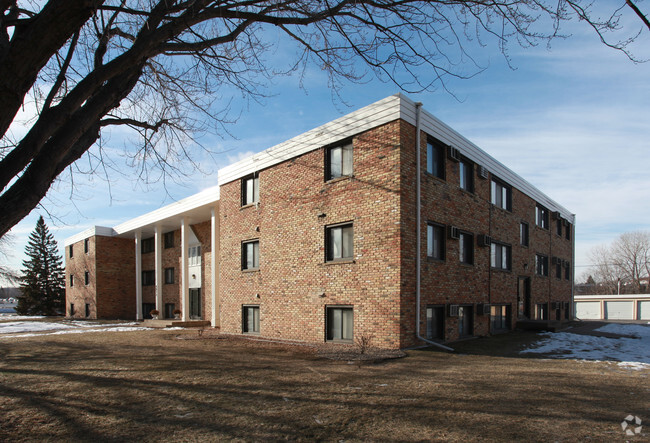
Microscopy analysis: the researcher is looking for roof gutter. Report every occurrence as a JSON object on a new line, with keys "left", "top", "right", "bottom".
{"left": 415, "top": 102, "right": 454, "bottom": 352}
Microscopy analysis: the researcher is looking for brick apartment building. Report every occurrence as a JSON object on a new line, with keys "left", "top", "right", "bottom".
{"left": 65, "top": 94, "right": 575, "bottom": 349}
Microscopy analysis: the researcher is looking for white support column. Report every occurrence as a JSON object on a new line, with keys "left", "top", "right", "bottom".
{"left": 211, "top": 207, "right": 218, "bottom": 327}
{"left": 154, "top": 225, "right": 163, "bottom": 314}
{"left": 135, "top": 231, "right": 143, "bottom": 321}
{"left": 181, "top": 217, "right": 190, "bottom": 321}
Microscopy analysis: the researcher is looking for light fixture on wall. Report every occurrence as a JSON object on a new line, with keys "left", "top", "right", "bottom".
{"left": 255, "top": 293, "right": 260, "bottom": 298}
{"left": 192, "top": 274, "right": 196, "bottom": 279}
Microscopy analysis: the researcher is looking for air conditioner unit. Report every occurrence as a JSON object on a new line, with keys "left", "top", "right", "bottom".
{"left": 553, "top": 211, "right": 562, "bottom": 220}
{"left": 448, "top": 304, "right": 459, "bottom": 317}
{"left": 447, "top": 146, "right": 461, "bottom": 162}
{"left": 477, "top": 234, "right": 492, "bottom": 247}
{"left": 477, "top": 165, "right": 489, "bottom": 179}
{"left": 448, "top": 226, "right": 460, "bottom": 240}
{"left": 552, "top": 257, "right": 561, "bottom": 265}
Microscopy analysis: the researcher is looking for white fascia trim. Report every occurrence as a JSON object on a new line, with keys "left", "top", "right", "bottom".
{"left": 217, "top": 93, "right": 574, "bottom": 223}
{"left": 113, "top": 186, "right": 220, "bottom": 235}
{"left": 217, "top": 94, "right": 403, "bottom": 186}
{"left": 397, "top": 94, "right": 575, "bottom": 223}
{"left": 64, "top": 226, "right": 115, "bottom": 246}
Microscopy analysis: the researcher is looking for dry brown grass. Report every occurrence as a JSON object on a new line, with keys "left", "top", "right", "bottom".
{"left": 0, "top": 328, "right": 648, "bottom": 442}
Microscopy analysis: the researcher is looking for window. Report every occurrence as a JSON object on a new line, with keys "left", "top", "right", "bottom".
{"left": 490, "top": 305, "right": 511, "bottom": 332}
{"left": 164, "top": 231, "right": 174, "bottom": 249}
{"left": 241, "top": 172, "right": 259, "bottom": 206}
{"left": 326, "top": 143, "right": 353, "bottom": 180}
{"left": 427, "top": 223, "right": 445, "bottom": 260}
{"left": 165, "top": 303, "right": 175, "bottom": 319}
{"left": 84, "top": 271, "right": 89, "bottom": 285}
{"left": 142, "top": 303, "right": 156, "bottom": 319}
{"left": 142, "top": 237, "right": 154, "bottom": 254}
{"left": 536, "top": 303, "right": 548, "bottom": 320}
{"left": 535, "top": 254, "right": 548, "bottom": 277}
{"left": 536, "top": 205, "right": 549, "bottom": 229}
{"left": 188, "top": 246, "right": 201, "bottom": 266}
{"left": 164, "top": 267, "right": 174, "bottom": 284}
{"left": 426, "top": 306, "right": 445, "bottom": 340}
{"left": 565, "top": 223, "right": 571, "bottom": 240}
{"left": 426, "top": 138, "right": 445, "bottom": 179}
{"left": 241, "top": 240, "right": 260, "bottom": 270}
{"left": 326, "top": 223, "right": 353, "bottom": 262}
{"left": 84, "top": 238, "right": 89, "bottom": 253}
{"left": 556, "top": 218, "right": 563, "bottom": 236}
{"left": 459, "top": 232, "right": 474, "bottom": 265}
{"left": 490, "top": 242, "right": 511, "bottom": 270}
{"left": 564, "top": 262, "right": 571, "bottom": 281}
{"left": 142, "top": 270, "right": 155, "bottom": 286}
{"left": 85, "top": 303, "right": 90, "bottom": 318}
{"left": 69, "top": 244, "right": 73, "bottom": 258}
{"left": 555, "top": 259, "right": 562, "bottom": 279}
{"left": 491, "top": 179, "right": 512, "bottom": 211}
{"left": 242, "top": 305, "right": 260, "bottom": 333}
{"left": 326, "top": 306, "right": 353, "bottom": 341}
{"left": 70, "top": 303, "right": 75, "bottom": 316}
{"left": 69, "top": 275, "right": 74, "bottom": 287}
{"left": 520, "top": 221, "right": 529, "bottom": 247}
{"left": 459, "top": 158, "right": 474, "bottom": 192}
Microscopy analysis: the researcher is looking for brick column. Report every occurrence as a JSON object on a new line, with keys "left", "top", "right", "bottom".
{"left": 135, "top": 231, "right": 143, "bottom": 320}
{"left": 181, "top": 218, "right": 189, "bottom": 321}
{"left": 155, "top": 225, "right": 163, "bottom": 315}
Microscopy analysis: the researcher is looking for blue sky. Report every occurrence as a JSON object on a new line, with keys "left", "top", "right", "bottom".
{"left": 2, "top": 4, "right": 649, "bottom": 284}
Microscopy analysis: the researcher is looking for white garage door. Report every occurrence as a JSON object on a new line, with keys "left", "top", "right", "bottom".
{"left": 604, "top": 301, "right": 634, "bottom": 320}
{"left": 638, "top": 301, "right": 650, "bottom": 320}
{"left": 575, "top": 301, "right": 601, "bottom": 320}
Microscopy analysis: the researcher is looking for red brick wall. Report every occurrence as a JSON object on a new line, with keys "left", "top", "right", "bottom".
{"left": 65, "top": 238, "right": 97, "bottom": 319}
{"left": 219, "top": 120, "right": 404, "bottom": 348}
{"left": 95, "top": 236, "right": 136, "bottom": 319}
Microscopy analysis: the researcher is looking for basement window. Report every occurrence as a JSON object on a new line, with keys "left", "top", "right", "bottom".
{"left": 326, "top": 306, "right": 353, "bottom": 342}
{"left": 242, "top": 305, "right": 260, "bottom": 333}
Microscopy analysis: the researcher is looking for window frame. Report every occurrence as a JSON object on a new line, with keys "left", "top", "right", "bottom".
{"left": 164, "top": 267, "right": 175, "bottom": 284}
{"left": 85, "top": 303, "right": 90, "bottom": 318}
{"left": 535, "top": 254, "right": 549, "bottom": 277}
{"left": 164, "top": 231, "right": 174, "bottom": 249}
{"left": 241, "top": 239, "right": 260, "bottom": 271}
{"left": 325, "top": 222, "right": 354, "bottom": 263}
{"left": 142, "top": 237, "right": 154, "bottom": 254}
{"left": 325, "top": 142, "right": 353, "bottom": 181}
{"left": 565, "top": 223, "right": 571, "bottom": 240}
{"left": 70, "top": 274, "right": 74, "bottom": 287}
{"left": 458, "top": 231, "right": 474, "bottom": 265}
{"left": 459, "top": 157, "right": 474, "bottom": 193}
{"left": 426, "top": 222, "right": 446, "bottom": 261}
{"left": 535, "top": 205, "right": 549, "bottom": 229}
{"left": 84, "top": 238, "right": 89, "bottom": 254}
{"left": 84, "top": 271, "right": 89, "bottom": 285}
{"left": 426, "top": 305, "right": 445, "bottom": 340}
{"left": 564, "top": 262, "right": 571, "bottom": 281}
{"left": 326, "top": 306, "right": 354, "bottom": 342}
{"left": 490, "top": 242, "right": 512, "bottom": 271}
{"left": 241, "top": 172, "right": 260, "bottom": 206}
{"left": 426, "top": 138, "right": 445, "bottom": 180}
{"left": 520, "top": 221, "right": 530, "bottom": 247}
{"left": 142, "top": 270, "right": 155, "bottom": 286}
{"left": 555, "top": 260, "right": 562, "bottom": 279}
{"left": 556, "top": 218, "right": 563, "bottom": 236}
{"left": 490, "top": 177, "right": 512, "bottom": 211}
{"left": 242, "top": 305, "right": 260, "bottom": 334}
{"left": 70, "top": 303, "right": 75, "bottom": 316}
{"left": 69, "top": 244, "right": 74, "bottom": 258}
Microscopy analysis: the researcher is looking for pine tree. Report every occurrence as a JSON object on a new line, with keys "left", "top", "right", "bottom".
{"left": 17, "top": 216, "right": 65, "bottom": 315}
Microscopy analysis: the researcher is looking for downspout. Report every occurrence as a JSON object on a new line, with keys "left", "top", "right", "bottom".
{"left": 571, "top": 214, "right": 576, "bottom": 319}
{"left": 415, "top": 102, "right": 454, "bottom": 352}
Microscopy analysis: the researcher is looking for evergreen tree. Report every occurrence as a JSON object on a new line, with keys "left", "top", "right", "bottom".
{"left": 17, "top": 216, "right": 65, "bottom": 315}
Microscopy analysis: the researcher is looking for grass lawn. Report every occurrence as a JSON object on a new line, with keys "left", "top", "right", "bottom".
{"left": 0, "top": 328, "right": 648, "bottom": 442}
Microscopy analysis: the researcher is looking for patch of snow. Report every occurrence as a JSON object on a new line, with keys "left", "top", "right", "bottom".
{"left": 0, "top": 321, "right": 76, "bottom": 334}
{"left": 521, "top": 324, "right": 650, "bottom": 367}
{"left": 0, "top": 326, "right": 151, "bottom": 339}
{"left": 0, "top": 314, "right": 46, "bottom": 320}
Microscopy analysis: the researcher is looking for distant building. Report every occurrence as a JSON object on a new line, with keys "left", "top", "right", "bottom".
{"left": 65, "top": 94, "right": 575, "bottom": 348}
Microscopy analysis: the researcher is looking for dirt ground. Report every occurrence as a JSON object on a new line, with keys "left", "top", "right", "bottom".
{"left": 0, "top": 327, "right": 648, "bottom": 442}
